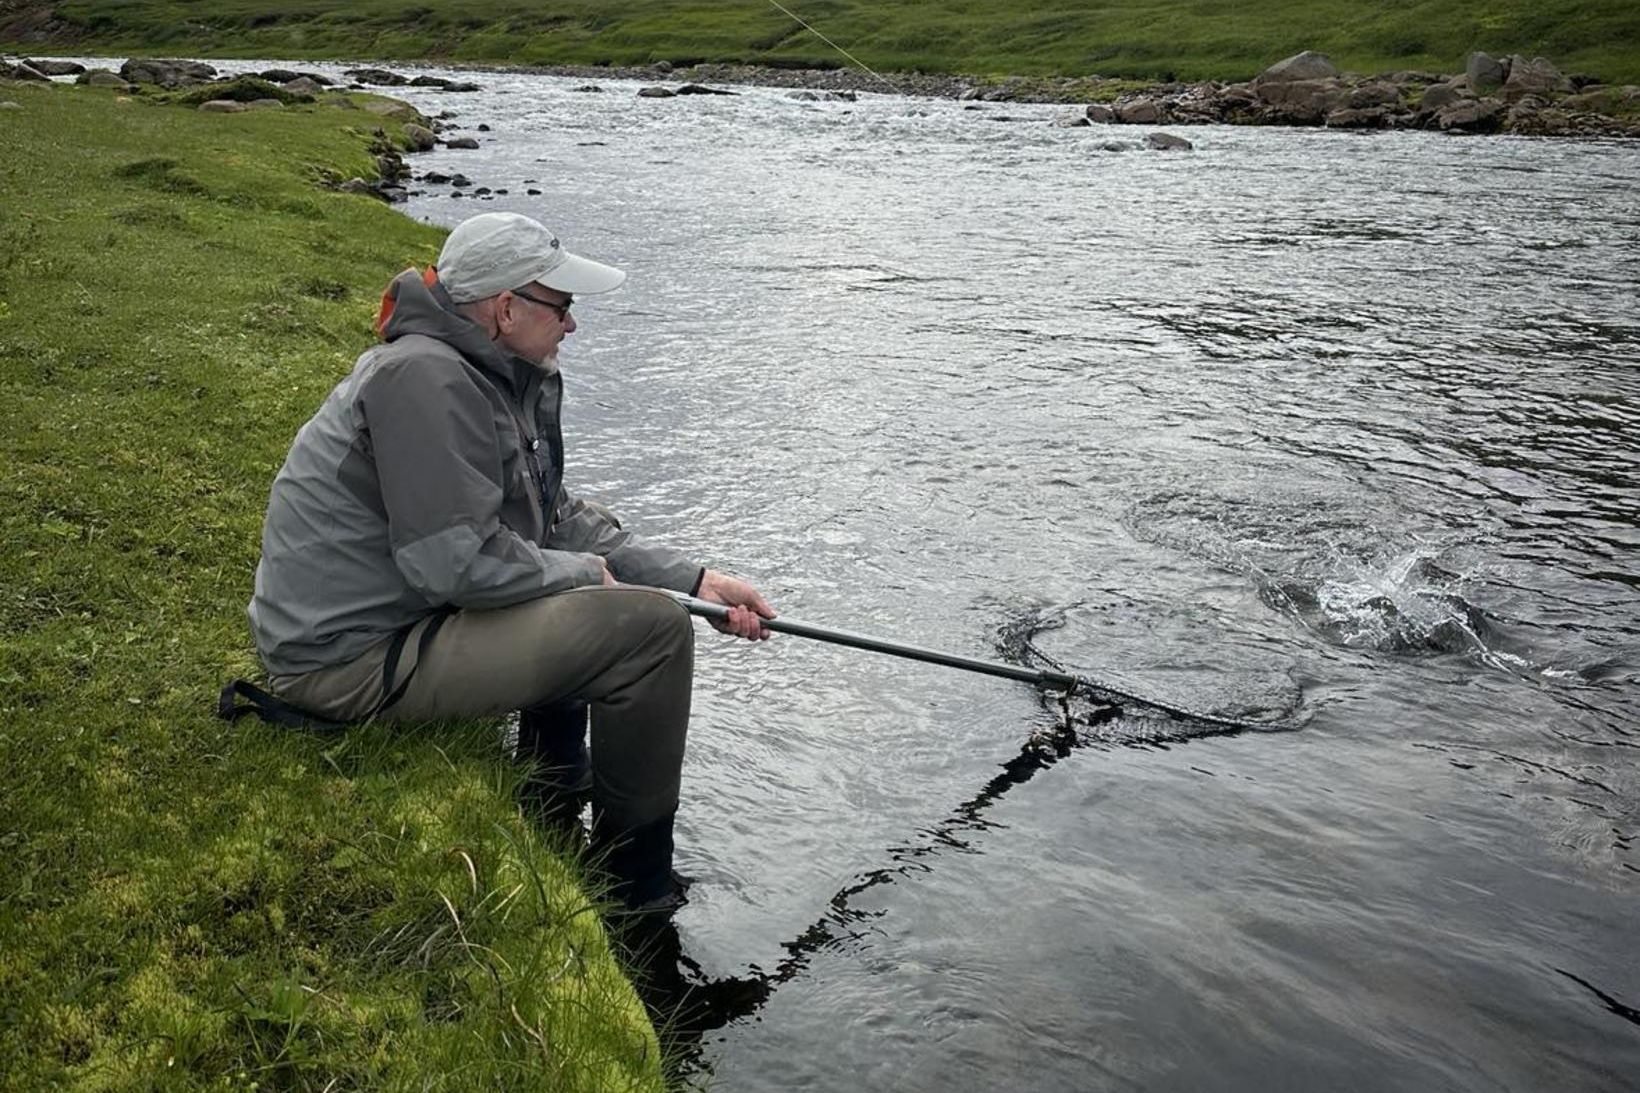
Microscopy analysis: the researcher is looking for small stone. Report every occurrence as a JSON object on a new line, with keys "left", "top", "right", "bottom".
{"left": 474, "top": 186, "right": 492, "bottom": 195}
{"left": 450, "top": 174, "right": 473, "bottom": 188}
{"left": 638, "top": 86, "right": 675, "bottom": 98}
{"left": 526, "top": 188, "right": 542, "bottom": 196}
{"left": 283, "top": 76, "right": 323, "bottom": 96}
{"left": 247, "top": 98, "right": 285, "bottom": 109}
{"left": 444, "top": 136, "right": 480, "bottom": 149}
{"left": 1084, "top": 104, "right": 1116, "bottom": 123}
{"left": 338, "top": 178, "right": 376, "bottom": 195}
{"left": 476, "top": 123, "right": 490, "bottom": 132}
{"left": 198, "top": 100, "right": 248, "bottom": 113}
{"left": 422, "top": 171, "right": 452, "bottom": 184}
{"left": 573, "top": 84, "right": 603, "bottom": 93}
{"left": 675, "top": 84, "right": 735, "bottom": 96}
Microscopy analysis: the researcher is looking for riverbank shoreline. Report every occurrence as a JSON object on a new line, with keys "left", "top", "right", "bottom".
{"left": 0, "top": 78, "right": 665, "bottom": 1090}
{"left": 15, "top": 46, "right": 1635, "bottom": 139}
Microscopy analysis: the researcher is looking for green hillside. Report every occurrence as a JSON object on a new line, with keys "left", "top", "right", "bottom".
{"left": 4, "top": 0, "right": 1640, "bottom": 84}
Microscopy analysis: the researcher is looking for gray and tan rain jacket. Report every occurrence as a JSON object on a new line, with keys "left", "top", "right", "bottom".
{"left": 249, "top": 269, "right": 702, "bottom": 677}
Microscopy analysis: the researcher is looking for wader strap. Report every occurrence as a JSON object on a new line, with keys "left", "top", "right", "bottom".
{"left": 369, "top": 610, "right": 452, "bottom": 720}
{"left": 217, "top": 611, "right": 451, "bottom": 731}
{"left": 217, "top": 679, "right": 347, "bottom": 732}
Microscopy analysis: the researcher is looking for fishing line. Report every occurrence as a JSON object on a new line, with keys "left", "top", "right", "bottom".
{"left": 760, "top": 0, "right": 902, "bottom": 94}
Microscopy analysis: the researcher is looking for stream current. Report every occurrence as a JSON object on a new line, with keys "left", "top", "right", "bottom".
{"left": 143, "top": 58, "right": 1640, "bottom": 1090}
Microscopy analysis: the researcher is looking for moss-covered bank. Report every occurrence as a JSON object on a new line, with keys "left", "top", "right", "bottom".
{"left": 0, "top": 79, "right": 662, "bottom": 1090}
{"left": 5, "top": 0, "right": 1640, "bottom": 85}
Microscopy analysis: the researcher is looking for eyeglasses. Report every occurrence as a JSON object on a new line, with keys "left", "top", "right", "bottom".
{"left": 511, "top": 290, "right": 573, "bottom": 322}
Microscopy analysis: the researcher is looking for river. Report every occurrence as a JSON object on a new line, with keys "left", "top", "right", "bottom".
{"left": 112, "top": 57, "right": 1640, "bottom": 1089}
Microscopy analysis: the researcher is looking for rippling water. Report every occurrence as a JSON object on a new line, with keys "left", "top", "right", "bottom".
{"left": 116, "top": 57, "right": 1640, "bottom": 1088}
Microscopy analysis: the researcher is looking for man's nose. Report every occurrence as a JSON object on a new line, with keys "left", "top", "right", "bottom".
{"left": 563, "top": 313, "right": 576, "bottom": 334}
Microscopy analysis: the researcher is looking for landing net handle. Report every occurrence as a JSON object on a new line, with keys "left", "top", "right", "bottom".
{"left": 667, "top": 592, "right": 1079, "bottom": 691}
{"left": 666, "top": 591, "right": 1283, "bottom": 733}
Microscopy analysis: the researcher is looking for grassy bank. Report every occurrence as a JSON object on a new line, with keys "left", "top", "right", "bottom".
{"left": 5, "top": 0, "right": 1640, "bottom": 84}
{"left": 0, "top": 80, "right": 663, "bottom": 1090}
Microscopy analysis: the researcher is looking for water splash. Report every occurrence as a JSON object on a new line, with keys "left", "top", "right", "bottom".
{"left": 1261, "top": 546, "right": 1497, "bottom": 656}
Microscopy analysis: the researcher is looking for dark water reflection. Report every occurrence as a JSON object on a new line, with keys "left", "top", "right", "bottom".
{"left": 137, "top": 56, "right": 1640, "bottom": 1089}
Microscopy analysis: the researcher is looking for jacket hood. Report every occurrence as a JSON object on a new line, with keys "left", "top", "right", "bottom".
{"left": 377, "top": 268, "right": 536, "bottom": 392}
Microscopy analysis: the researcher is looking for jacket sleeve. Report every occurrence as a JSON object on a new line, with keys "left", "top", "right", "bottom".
{"left": 548, "top": 487, "right": 705, "bottom": 594}
{"left": 361, "top": 354, "right": 606, "bottom": 608}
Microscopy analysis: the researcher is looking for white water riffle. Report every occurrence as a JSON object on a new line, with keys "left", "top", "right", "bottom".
{"left": 93, "top": 56, "right": 1640, "bottom": 1090}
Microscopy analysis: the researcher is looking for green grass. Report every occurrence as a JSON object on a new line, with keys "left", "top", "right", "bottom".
{"left": 7, "top": 0, "right": 1640, "bottom": 84}
{"left": 0, "top": 80, "right": 663, "bottom": 1091}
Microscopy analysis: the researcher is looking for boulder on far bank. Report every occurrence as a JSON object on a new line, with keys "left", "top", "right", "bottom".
{"left": 3, "top": 62, "right": 50, "bottom": 82}
{"left": 1419, "top": 81, "right": 1466, "bottom": 110}
{"left": 78, "top": 69, "right": 135, "bottom": 90}
{"left": 121, "top": 58, "right": 217, "bottom": 87}
{"left": 23, "top": 58, "right": 85, "bottom": 76}
{"left": 345, "top": 67, "right": 407, "bottom": 86}
{"left": 1503, "top": 56, "right": 1572, "bottom": 97}
{"left": 1466, "top": 51, "right": 1508, "bottom": 91}
{"left": 1256, "top": 51, "right": 1340, "bottom": 84}
{"left": 1434, "top": 98, "right": 1504, "bottom": 133}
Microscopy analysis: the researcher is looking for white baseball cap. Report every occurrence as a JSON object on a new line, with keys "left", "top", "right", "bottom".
{"left": 436, "top": 212, "right": 626, "bottom": 303}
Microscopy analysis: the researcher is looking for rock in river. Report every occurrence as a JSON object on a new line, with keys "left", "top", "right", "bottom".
{"left": 1145, "top": 131, "right": 1194, "bottom": 150}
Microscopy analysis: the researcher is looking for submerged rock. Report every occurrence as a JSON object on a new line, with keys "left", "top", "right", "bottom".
{"left": 637, "top": 86, "right": 675, "bottom": 98}
{"left": 443, "top": 136, "right": 480, "bottom": 149}
{"left": 1145, "top": 131, "right": 1194, "bottom": 150}
{"left": 675, "top": 83, "right": 735, "bottom": 95}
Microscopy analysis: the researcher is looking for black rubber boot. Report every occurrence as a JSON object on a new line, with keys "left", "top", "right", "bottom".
{"left": 516, "top": 701, "right": 592, "bottom": 840}
{"left": 591, "top": 808, "right": 690, "bottom": 914}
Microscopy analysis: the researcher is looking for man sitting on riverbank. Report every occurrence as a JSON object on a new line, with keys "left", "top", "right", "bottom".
{"left": 247, "top": 211, "right": 773, "bottom": 912}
